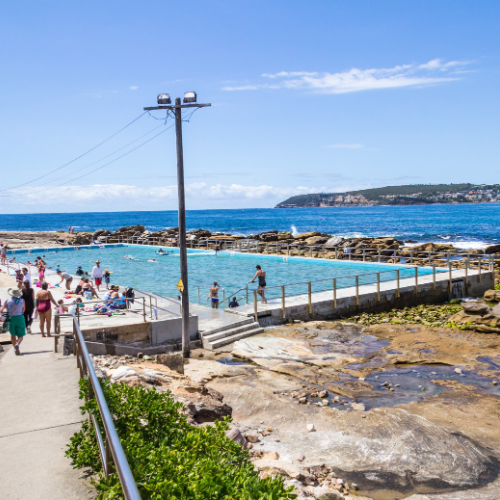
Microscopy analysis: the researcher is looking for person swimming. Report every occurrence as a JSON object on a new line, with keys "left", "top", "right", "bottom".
{"left": 148, "top": 258, "right": 158, "bottom": 263}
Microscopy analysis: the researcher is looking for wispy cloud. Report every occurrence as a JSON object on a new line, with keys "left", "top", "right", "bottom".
{"left": 129, "top": 86, "right": 139, "bottom": 90}
{"left": 223, "top": 59, "right": 472, "bottom": 94}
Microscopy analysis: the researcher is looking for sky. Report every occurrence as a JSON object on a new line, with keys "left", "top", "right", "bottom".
{"left": 1, "top": 0, "right": 499, "bottom": 213}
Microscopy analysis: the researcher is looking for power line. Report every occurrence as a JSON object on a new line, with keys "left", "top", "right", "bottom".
{"left": 0, "top": 111, "right": 148, "bottom": 194}
{"left": 23, "top": 123, "right": 175, "bottom": 196}
{"left": 12, "top": 123, "right": 165, "bottom": 192}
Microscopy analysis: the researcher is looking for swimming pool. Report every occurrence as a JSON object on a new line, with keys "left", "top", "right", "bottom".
{"left": 10, "top": 244, "right": 442, "bottom": 304}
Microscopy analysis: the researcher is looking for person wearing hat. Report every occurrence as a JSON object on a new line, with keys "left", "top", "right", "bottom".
{"left": 0, "top": 288, "right": 26, "bottom": 355}
{"left": 91, "top": 260, "right": 103, "bottom": 291}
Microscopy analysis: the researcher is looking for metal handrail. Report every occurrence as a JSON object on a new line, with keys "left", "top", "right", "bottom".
{"left": 66, "top": 312, "right": 141, "bottom": 499}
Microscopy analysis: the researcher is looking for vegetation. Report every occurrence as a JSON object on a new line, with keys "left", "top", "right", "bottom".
{"left": 337, "top": 303, "right": 463, "bottom": 328}
{"left": 67, "top": 380, "right": 296, "bottom": 500}
{"left": 277, "top": 183, "right": 500, "bottom": 207}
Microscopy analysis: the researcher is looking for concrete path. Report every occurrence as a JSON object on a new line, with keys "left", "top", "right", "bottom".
{"left": 0, "top": 330, "right": 94, "bottom": 498}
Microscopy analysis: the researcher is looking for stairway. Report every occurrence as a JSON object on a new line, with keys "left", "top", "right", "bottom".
{"left": 200, "top": 317, "right": 263, "bottom": 350}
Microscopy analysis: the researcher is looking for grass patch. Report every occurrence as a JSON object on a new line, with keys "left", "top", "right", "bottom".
{"left": 67, "top": 379, "right": 295, "bottom": 500}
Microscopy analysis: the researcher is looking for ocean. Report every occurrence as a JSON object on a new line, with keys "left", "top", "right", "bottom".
{"left": 1, "top": 204, "right": 499, "bottom": 248}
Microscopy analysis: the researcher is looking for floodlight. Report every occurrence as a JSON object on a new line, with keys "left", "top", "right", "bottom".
{"left": 183, "top": 91, "right": 197, "bottom": 103}
{"left": 157, "top": 93, "right": 171, "bottom": 105}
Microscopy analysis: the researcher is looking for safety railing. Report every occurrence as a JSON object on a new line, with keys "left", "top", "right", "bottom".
{"left": 53, "top": 313, "right": 142, "bottom": 499}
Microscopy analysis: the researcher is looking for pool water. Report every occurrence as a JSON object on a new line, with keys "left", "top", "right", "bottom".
{"left": 16, "top": 245, "right": 440, "bottom": 303}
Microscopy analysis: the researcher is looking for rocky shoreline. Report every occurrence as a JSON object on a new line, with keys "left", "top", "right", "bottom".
{"left": 2, "top": 226, "right": 500, "bottom": 255}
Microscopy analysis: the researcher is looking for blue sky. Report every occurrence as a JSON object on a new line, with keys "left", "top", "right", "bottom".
{"left": 1, "top": 0, "right": 499, "bottom": 213}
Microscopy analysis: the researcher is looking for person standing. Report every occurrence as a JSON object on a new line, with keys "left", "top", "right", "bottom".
{"left": 103, "top": 269, "right": 111, "bottom": 289}
{"left": 91, "top": 260, "right": 103, "bottom": 291}
{"left": 22, "top": 267, "right": 32, "bottom": 287}
{"left": 35, "top": 282, "right": 58, "bottom": 337}
{"left": 1, "top": 245, "right": 7, "bottom": 265}
{"left": 251, "top": 265, "right": 267, "bottom": 303}
{"left": 208, "top": 281, "right": 220, "bottom": 309}
{"left": 0, "top": 288, "right": 26, "bottom": 355}
{"left": 22, "top": 280, "right": 35, "bottom": 334}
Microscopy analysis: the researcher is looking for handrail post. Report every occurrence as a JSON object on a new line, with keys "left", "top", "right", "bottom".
{"left": 322, "top": 246, "right": 325, "bottom": 259}
{"left": 309, "top": 246, "right": 312, "bottom": 258}
{"left": 396, "top": 269, "right": 400, "bottom": 298}
{"left": 363, "top": 248, "right": 365, "bottom": 262}
{"left": 253, "top": 289, "right": 258, "bottom": 322}
{"left": 286, "top": 244, "right": 289, "bottom": 257}
{"left": 478, "top": 256, "right": 482, "bottom": 282}
{"left": 149, "top": 295, "right": 153, "bottom": 319}
{"left": 448, "top": 263, "right": 453, "bottom": 293}
{"left": 355, "top": 275, "right": 359, "bottom": 306}
{"left": 281, "top": 285, "right": 285, "bottom": 319}
{"left": 410, "top": 251, "right": 413, "bottom": 265}
{"left": 377, "top": 249, "right": 381, "bottom": 263}
{"left": 223, "top": 289, "right": 226, "bottom": 309}
{"left": 266, "top": 242, "right": 269, "bottom": 254}
{"left": 465, "top": 259, "right": 469, "bottom": 285}
{"left": 335, "top": 247, "right": 338, "bottom": 260}
{"left": 376, "top": 273, "right": 380, "bottom": 301}
{"left": 349, "top": 248, "right": 352, "bottom": 261}
{"left": 308, "top": 281, "right": 312, "bottom": 317}
{"left": 246, "top": 283, "right": 249, "bottom": 304}
{"left": 428, "top": 251, "right": 431, "bottom": 266}
{"left": 333, "top": 278, "right": 337, "bottom": 309}
{"left": 143, "top": 297, "right": 146, "bottom": 322}
{"left": 414, "top": 267, "right": 418, "bottom": 296}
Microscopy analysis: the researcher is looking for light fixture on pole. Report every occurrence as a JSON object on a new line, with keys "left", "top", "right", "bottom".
{"left": 144, "top": 94, "right": 211, "bottom": 358}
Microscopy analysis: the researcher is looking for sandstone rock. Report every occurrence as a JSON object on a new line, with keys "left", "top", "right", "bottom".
{"left": 298, "top": 397, "right": 307, "bottom": 404}
{"left": 462, "top": 303, "right": 491, "bottom": 315}
{"left": 225, "top": 424, "right": 247, "bottom": 448}
{"left": 318, "top": 390, "right": 328, "bottom": 398}
{"left": 310, "top": 486, "right": 343, "bottom": 499}
{"left": 304, "top": 236, "right": 329, "bottom": 245}
{"left": 484, "top": 290, "right": 500, "bottom": 302}
{"left": 294, "top": 232, "right": 321, "bottom": 240}
{"left": 278, "top": 231, "right": 293, "bottom": 240}
{"left": 324, "top": 236, "right": 344, "bottom": 248}
{"left": 156, "top": 352, "right": 184, "bottom": 374}
{"left": 263, "top": 451, "right": 280, "bottom": 460}
{"left": 185, "top": 399, "right": 232, "bottom": 423}
{"left": 110, "top": 366, "right": 137, "bottom": 382}
{"left": 351, "top": 403, "right": 365, "bottom": 411}
{"left": 245, "top": 432, "right": 259, "bottom": 443}
{"left": 296, "top": 454, "right": 305, "bottom": 462}
{"left": 252, "top": 459, "right": 314, "bottom": 482}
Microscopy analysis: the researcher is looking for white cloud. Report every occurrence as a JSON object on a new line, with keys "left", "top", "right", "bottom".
{"left": 327, "top": 144, "right": 365, "bottom": 149}
{"left": 0, "top": 183, "right": 329, "bottom": 212}
{"left": 129, "top": 86, "right": 139, "bottom": 90}
{"left": 223, "top": 59, "right": 471, "bottom": 94}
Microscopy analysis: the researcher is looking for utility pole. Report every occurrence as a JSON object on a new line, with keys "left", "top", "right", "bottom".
{"left": 145, "top": 93, "right": 211, "bottom": 358}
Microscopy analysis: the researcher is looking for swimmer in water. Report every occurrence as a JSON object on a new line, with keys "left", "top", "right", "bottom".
{"left": 148, "top": 258, "right": 158, "bottom": 263}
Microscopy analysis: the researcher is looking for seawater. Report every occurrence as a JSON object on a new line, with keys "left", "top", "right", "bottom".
{"left": 1, "top": 204, "right": 499, "bottom": 247}
{"left": 13, "top": 245, "right": 439, "bottom": 301}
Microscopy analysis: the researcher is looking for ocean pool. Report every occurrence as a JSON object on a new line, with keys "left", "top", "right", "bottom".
{"left": 11, "top": 245, "right": 441, "bottom": 304}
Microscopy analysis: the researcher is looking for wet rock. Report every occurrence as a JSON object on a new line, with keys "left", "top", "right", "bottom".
{"left": 298, "top": 397, "right": 307, "bottom": 404}
{"left": 318, "top": 390, "right": 328, "bottom": 398}
{"left": 185, "top": 399, "right": 232, "bottom": 423}
{"left": 324, "top": 236, "right": 344, "bottom": 248}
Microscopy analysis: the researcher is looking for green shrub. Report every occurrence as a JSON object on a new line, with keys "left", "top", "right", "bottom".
{"left": 67, "top": 380, "right": 295, "bottom": 500}
{"left": 495, "top": 283, "right": 500, "bottom": 290}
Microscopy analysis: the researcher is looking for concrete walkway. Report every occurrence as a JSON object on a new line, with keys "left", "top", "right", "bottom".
{"left": 0, "top": 325, "right": 94, "bottom": 498}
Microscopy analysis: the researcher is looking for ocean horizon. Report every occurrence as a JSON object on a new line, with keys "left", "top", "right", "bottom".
{"left": 1, "top": 203, "right": 499, "bottom": 249}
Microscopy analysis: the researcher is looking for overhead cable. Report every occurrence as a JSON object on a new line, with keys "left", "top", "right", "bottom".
{"left": 0, "top": 111, "right": 148, "bottom": 194}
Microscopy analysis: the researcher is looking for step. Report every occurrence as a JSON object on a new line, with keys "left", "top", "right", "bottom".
{"left": 200, "top": 317, "right": 254, "bottom": 337}
{"left": 203, "top": 322, "right": 261, "bottom": 343}
{"left": 208, "top": 327, "right": 264, "bottom": 350}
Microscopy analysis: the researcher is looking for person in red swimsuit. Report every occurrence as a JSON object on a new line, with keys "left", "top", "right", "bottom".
{"left": 35, "top": 282, "right": 58, "bottom": 337}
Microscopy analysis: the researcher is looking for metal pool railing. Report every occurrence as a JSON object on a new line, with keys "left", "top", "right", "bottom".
{"left": 53, "top": 313, "right": 141, "bottom": 499}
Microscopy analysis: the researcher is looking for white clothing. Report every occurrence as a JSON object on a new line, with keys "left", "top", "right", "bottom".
{"left": 22, "top": 273, "right": 32, "bottom": 286}
{"left": 91, "top": 265, "right": 103, "bottom": 279}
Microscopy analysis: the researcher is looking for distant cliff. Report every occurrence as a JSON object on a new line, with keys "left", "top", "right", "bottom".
{"left": 275, "top": 183, "right": 500, "bottom": 208}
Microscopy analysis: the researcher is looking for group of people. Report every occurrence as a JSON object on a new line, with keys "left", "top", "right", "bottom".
{"left": 207, "top": 264, "right": 267, "bottom": 309}
{"left": 0, "top": 257, "right": 111, "bottom": 355}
